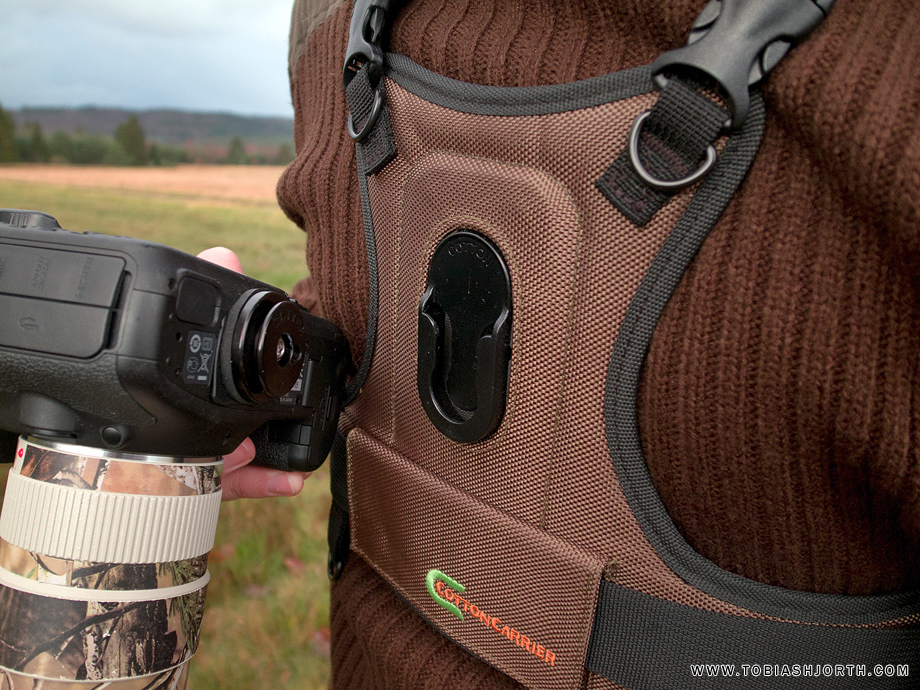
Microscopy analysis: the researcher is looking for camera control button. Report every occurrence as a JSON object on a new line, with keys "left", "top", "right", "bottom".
{"left": 176, "top": 276, "right": 219, "bottom": 326}
{"left": 0, "top": 209, "right": 61, "bottom": 230}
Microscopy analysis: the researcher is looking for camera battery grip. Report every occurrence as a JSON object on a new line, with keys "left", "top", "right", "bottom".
{"left": 0, "top": 209, "right": 349, "bottom": 471}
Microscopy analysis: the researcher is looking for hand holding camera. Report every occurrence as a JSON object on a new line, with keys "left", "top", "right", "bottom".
{"left": 0, "top": 210, "right": 348, "bottom": 687}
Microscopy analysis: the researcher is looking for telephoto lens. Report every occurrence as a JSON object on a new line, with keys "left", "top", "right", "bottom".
{"left": 0, "top": 211, "right": 349, "bottom": 688}
{"left": 0, "top": 438, "right": 222, "bottom": 689}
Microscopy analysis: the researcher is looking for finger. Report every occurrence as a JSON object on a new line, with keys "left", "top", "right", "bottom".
{"left": 221, "top": 465, "right": 310, "bottom": 501}
{"left": 221, "top": 437, "right": 256, "bottom": 474}
{"left": 197, "top": 246, "right": 243, "bottom": 273}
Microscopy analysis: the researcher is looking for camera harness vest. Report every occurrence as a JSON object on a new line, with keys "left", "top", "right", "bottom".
{"left": 327, "top": 1, "right": 920, "bottom": 688}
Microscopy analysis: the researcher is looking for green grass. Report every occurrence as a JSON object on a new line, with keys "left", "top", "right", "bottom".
{"left": 196, "top": 465, "right": 332, "bottom": 690}
{"left": 0, "top": 178, "right": 307, "bottom": 290}
{"left": 0, "top": 175, "right": 331, "bottom": 689}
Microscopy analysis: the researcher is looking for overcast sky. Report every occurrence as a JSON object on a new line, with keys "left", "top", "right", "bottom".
{"left": 0, "top": 0, "right": 296, "bottom": 118}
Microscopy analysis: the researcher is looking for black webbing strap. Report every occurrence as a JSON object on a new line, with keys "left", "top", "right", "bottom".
{"left": 595, "top": 76, "right": 729, "bottom": 227}
{"left": 587, "top": 582, "right": 920, "bottom": 689}
{"left": 327, "top": 429, "right": 350, "bottom": 579}
{"left": 344, "top": 66, "right": 397, "bottom": 175}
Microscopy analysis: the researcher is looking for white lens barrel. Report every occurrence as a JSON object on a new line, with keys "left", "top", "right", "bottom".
{"left": 0, "top": 470, "right": 222, "bottom": 563}
{"left": 0, "top": 438, "right": 222, "bottom": 689}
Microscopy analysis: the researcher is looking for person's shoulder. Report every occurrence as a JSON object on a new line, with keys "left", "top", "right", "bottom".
{"left": 289, "top": 0, "right": 349, "bottom": 75}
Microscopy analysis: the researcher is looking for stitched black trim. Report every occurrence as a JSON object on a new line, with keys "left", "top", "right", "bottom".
{"left": 588, "top": 582, "right": 920, "bottom": 689}
{"left": 344, "top": 139, "right": 381, "bottom": 403}
{"left": 603, "top": 92, "right": 920, "bottom": 623}
{"left": 385, "top": 53, "right": 654, "bottom": 116}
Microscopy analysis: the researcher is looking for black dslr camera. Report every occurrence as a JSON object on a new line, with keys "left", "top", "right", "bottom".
{"left": 0, "top": 210, "right": 349, "bottom": 687}
{"left": 0, "top": 209, "right": 349, "bottom": 470}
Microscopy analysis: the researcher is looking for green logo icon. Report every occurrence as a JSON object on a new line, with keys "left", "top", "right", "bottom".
{"left": 426, "top": 569, "right": 466, "bottom": 620}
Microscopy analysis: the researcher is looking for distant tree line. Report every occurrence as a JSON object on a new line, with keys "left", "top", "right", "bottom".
{"left": 0, "top": 104, "right": 294, "bottom": 166}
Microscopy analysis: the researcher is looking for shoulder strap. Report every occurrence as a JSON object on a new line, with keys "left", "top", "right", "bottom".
{"left": 598, "top": 0, "right": 835, "bottom": 225}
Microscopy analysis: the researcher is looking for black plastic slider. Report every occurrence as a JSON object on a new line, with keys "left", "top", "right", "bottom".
{"left": 651, "top": 0, "right": 835, "bottom": 129}
{"left": 342, "top": 0, "right": 394, "bottom": 89}
{"left": 343, "top": 0, "right": 399, "bottom": 142}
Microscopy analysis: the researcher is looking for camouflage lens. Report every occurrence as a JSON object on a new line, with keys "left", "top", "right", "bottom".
{"left": 0, "top": 438, "right": 221, "bottom": 687}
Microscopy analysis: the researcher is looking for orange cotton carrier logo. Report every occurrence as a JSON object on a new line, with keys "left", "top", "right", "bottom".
{"left": 425, "top": 569, "right": 557, "bottom": 668}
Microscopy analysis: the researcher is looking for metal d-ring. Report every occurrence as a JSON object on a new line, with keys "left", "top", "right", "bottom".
{"left": 627, "top": 110, "right": 718, "bottom": 192}
{"left": 347, "top": 84, "right": 384, "bottom": 142}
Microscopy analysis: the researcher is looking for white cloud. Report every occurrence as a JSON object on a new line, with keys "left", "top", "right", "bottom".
{"left": 1, "top": 0, "right": 292, "bottom": 39}
{"left": 0, "top": 0, "right": 296, "bottom": 116}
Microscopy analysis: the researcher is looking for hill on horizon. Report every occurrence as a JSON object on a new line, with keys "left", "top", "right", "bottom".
{"left": 11, "top": 106, "right": 294, "bottom": 148}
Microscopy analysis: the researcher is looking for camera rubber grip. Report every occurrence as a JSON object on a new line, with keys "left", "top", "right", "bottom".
{"left": 250, "top": 422, "right": 326, "bottom": 473}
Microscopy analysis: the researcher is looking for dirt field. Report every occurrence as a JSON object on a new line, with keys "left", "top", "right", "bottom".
{"left": 0, "top": 163, "right": 286, "bottom": 204}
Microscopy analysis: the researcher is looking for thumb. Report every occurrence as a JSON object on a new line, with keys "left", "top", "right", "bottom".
{"left": 197, "top": 246, "right": 243, "bottom": 274}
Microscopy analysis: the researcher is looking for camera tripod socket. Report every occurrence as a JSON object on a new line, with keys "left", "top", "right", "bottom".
{"left": 227, "top": 290, "right": 307, "bottom": 403}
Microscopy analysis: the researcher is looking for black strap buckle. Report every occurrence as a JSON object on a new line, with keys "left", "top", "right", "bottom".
{"left": 651, "top": 0, "right": 835, "bottom": 129}
{"left": 342, "top": 0, "right": 395, "bottom": 89}
{"left": 343, "top": 0, "right": 400, "bottom": 141}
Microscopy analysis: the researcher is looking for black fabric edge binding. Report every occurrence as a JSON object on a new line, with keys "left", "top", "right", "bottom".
{"left": 603, "top": 92, "right": 920, "bottom": 624}
{"left": 587, "top": 582, "right": 920, "bottom": 689}
{"left": 344, "top": 140, "right": 381, "bottom": 403}
{"left": 385, "top": 53, "right": 654, "bottom": 117}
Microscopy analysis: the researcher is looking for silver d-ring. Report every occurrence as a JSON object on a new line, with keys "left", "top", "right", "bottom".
{"left": 347, "top": 85, "right": 384, "bottom": 142}
{"left": 627, "top": 111, "right": 717, "bottom": 192}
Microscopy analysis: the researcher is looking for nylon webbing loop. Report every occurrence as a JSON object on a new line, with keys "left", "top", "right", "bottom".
{"left": 587, "top": 582, "right": 920, "bottom": 689}
{"left": 345, "top": 67, "right": 397, "bottom": 174}
{"left": 596, "top": 76, "right": 729, "bottom": 226}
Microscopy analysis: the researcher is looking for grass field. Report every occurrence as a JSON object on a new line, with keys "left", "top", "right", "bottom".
{"left": 0, "top": 164, "right": 307, "bottom": 289}
{"left": 0, "top": 164, "right": 333, "bottom": 689}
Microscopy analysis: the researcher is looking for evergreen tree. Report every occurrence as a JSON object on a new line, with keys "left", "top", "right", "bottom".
{"left": 225, "top": 136, "right": 247, "bottom": 164}
{"left": 71, "top": 134, "right": 108, "bottom": 164}
{"left": 0, "top": 103, "right": 16, "bottom": 163}
{"left": 103, "top": 140, "right": 133, "bottom": 166}
{"left": 148, "top": 142, "right": 162, "bottom": 166}
{"left": 27, "top": 123, "right": 50, "bottom": 162}
{"left": 114, "top": 115, "right": 147, "bottom": 165}
{"left": 49, "top": 130, "right": 74, "bottom": 162}
{"left": 272, "top": 143, "right": 294, "bottom": 165}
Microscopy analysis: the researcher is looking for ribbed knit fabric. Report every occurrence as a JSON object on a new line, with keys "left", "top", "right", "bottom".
{"left": 331, "top": 556, "right": 525, "bottom": 690}
{"left": 278, "top": 0, "right": 920, "bottom": 687}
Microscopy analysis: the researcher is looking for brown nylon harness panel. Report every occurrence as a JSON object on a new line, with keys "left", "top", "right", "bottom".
{"left": 339, "top": 45, "right": 920, "bottom": 690}
{"left": 344, "top": 76, "right": 729, "bottom": 690}
{"left": 274, "top": 3, "right": 909, "bottom": 690}
{"left": 343, "top": 55, "right": 910, "bottom": 690}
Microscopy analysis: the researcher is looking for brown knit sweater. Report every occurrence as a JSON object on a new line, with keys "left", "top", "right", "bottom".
{"left": 278, "top": 0, "right": 920, "bottom": 687}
